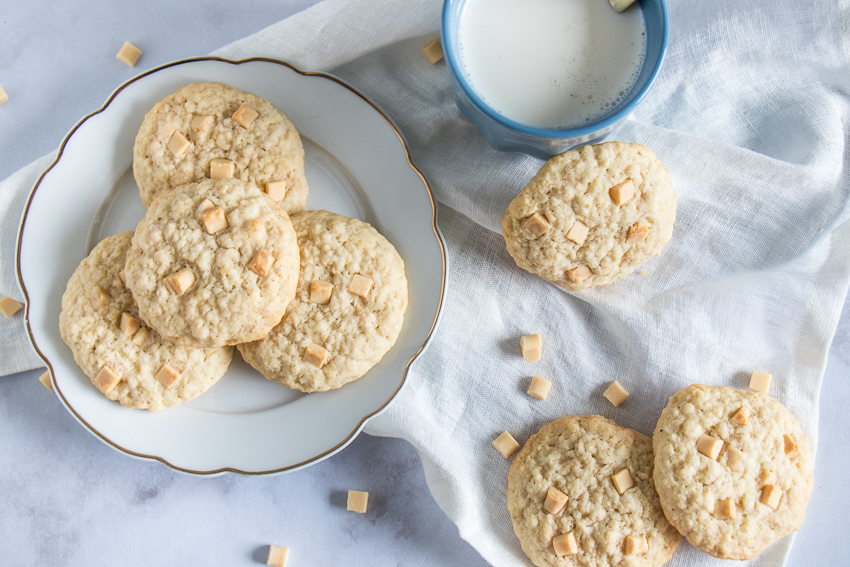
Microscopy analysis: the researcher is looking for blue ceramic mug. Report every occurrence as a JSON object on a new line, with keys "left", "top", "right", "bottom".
{"left": 441, "top": 0, "right": 669, "bottom": 160}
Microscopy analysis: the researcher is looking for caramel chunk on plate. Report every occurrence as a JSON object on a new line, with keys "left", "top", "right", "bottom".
{"left": 347, "top": 490, "right": 369, "bottom": 513}
{"left": 232, "top": 103, "right": 259, "bottom": 128}
{"left": 95, "top": 365, "right": 121, "bottom": 393}
{"left": 304, "top": 343, "right": 330, "bottom": 368}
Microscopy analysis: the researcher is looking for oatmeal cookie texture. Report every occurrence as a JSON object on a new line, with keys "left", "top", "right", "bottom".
{"left": 59, "top": 232, "right": 233, "bottom": 411}
{"left": 508, "top": 415, "right": 680, "bottom": 567}
{"left": 653, "top": 384, "right": 813, "bottom": 560}
{"left": 238, "top": 210, "right": 408, "bottom": 392}
{"left": 133, "top": 82, "right": 308, "bottom": 214}
{"left": 502, "top": 142, "right": 676, "bottom": 291}
{"left": 125, "top": 178, "right": 299, "bottom": 348}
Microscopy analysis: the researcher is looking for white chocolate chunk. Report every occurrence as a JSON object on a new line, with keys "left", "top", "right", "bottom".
{"left": 609, "top": 0, "right": 638, "bottom": 13}
{"left": 348, "top": 274, "right": 373, "bottom": 298}
{"left": 523, "top": 212, "right": 551, "bottom": 237}
{"left": 119, "top": 312, "right": 141, "bottom": 337}
{"left": 603, "top": 380, "right": 629, "bottom": 407}
{"left": 191, "top": 114, "right": 214, "bottom": 133}
{"left": 566, "top": 220, "right": 589, "bottom": 245}
{"left": 248, "top": 250, "right": 275, "bottom": 277}
{"left": 544, "top": 487, "right": 567, "bottom": 514}
{"left": 304, "top": 343, "right": 330, "bottom": 368}
{"left": 95, "top": 365, "right": 120, "bottom": 393}
{"left": 116, "top": 41, "right": 142, "bottom": 66}
{"left": 232, "top": 103, "right": 259, "bottom": 128}
{"left": 627, "top": 222, "right": 650, "bottom": 243}
{"left": 527, "top": 376, "right": 552, "bottom": 401}
{"left": 760, "top": 484, "right": 782, "bottom": 510}
{"left": 0, "top": 296, "right": 23, "bottom": 317}
{"left": 155, "top": 364, "right": 181, "bottom": 389}
{"left": 520, "top": 333, "right": 542, "bottom": 362}
{"left": 266, "top": 545, "right": 289, "bottom": 567}
{"left": 611, "top": 468, "right": 634, "bottom": 495}
{"left": 726, "top": 447, "right": 744, "bottom": 469}
{"left": 89, "top": 286, "right": 110, "bottom": 310}
{"left": 264, "top": 180, "right": 287, "bottom": 202}
{"left": 38, "top": 371, "right": 53, "bottom": 391}
{"left": 310, "top": 280, "right": 334, "bottom": 305}
{"left": 347, "top": 490, "right": 369, "bottom": 513}
{"left": 210, "top": 158, "right": 235, "bottom": 179}
{"left": 697, "top": 434, "right": 724, "bottom": 460}
{"left": 164, "top": 268, "right": 195, "bottom": 295}
{"left": 567, "top": 265, "right": 592, "bottom": 284}
{"left": 196, "top": 198, "right": 215, "bottom": 215}
{"left": 118, "top": 270, "right": 127, "bottom": 286}
{"left": 167, "top": 131, "right": 190, "bottom": 157}
{"left": 624, "top": 534, "right": 648, "bottom": 555}
{"left": 609, "top": 179, "right": 635, "bottom": 205}
{"left": 553, "top": 532, "right": 578, "bottom": 556}
{"left": 131, "top": 327, "right": 148, "bottom": 346}
{"left": 749, "top": 370, "right": 772, "bottom": 393}
{"left": 493, "top": 431, "right": 520, "bottom": 458}
{"left": 201, "top": 206, "right": 228, "bottom": 234}
{"left": 421, "top": 37, "right": 444, "bottom": 64}
{"left": 731, "top": 406, "right": 751, "bottom": 425}
{"left": 715, "top": 498, "right": 736, "bottom": 520}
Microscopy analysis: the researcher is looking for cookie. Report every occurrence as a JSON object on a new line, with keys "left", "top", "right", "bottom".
{"left": 133, "top": 82, "right": 308, "bottom": 214}
{"left": 125, "top": 178, "right": 300, "bottom": 348}
{"left": 59, "top": 232, "right": 233, "bottom": 411}
{"left": 238, "top": 210, "right": 408, "bottom": 392}
{"left": 652, "top": 384, "right": 813, "bottom": 560}
{"left": 502, "top": 142, "right": 675, "bottom": 290}
{"left": 508, "top": 415, "right": 680, "bottom": 567}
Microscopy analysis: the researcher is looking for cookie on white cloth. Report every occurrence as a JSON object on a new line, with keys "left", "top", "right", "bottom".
{"left": 125, "top": 178, "right": 299, "bottom": 348}
{"left": 502, "top": 141, "right": 675, "bottom": 290}
{"left": 653, "top": 384, "right": 813, "bottom": 560}
{"left": 59, "top": 232, "right": 233, "bottom": 411}
{"left": 133, "top": 82, "right": 308, "bottom": 214}
{"left": 507, "top": 415, "right": 681, "bottom": 567}
{"left": 238, "top": 210, "right": 408, "bottom": 392}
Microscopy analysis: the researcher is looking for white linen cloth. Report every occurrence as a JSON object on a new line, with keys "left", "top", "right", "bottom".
{"left": 2, "top": 0, "right": 849, "bottom": 565}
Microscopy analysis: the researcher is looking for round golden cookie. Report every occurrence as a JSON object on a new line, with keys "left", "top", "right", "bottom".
{"left": 133, "top": 82, "right": 308, "bottom": 214}
{"left": 238, "top": 210, "right": 408, "bottom": 392}
{"left": 124, "top": 178, "right": 300, "bottom": 348}
{"left": 508, "top": 415, "right": 681, "bottom": 567}
{"left": 59, "top": 232, "right": 233, "bottom": 411}
{"left": 502, "top": 142, "right": 675, "bottom": 291}
{"left": 652, "top": 384, "right": 813, "bottom": 560}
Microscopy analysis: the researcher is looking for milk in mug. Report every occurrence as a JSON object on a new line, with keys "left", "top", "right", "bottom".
{"left": 457, "top": 0, "right": 646, "bottom": 129}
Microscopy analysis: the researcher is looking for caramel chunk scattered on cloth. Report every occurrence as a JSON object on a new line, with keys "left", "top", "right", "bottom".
{"left": 493, "top": 431, "right": 520, "bottom": 458}
{"left": 116, "top": 42, "right": 142, "bottom": 66}
{"left": 347, "top": 490, "right": 369, "bottom": 513}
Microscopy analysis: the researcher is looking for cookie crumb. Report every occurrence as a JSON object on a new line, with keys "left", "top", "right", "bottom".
{"left": 116, "top": 42, "right": 142, "bottom": 67}
{"left": 421, "top": 37, "right": 444, "bottom": 64}
{"left": 347, "top": 490, "right": 369, "bottom": 513}
{"left": 493, "top": 431, "right": 520, "bottom": 458}
{"left": 266, "top": 545, "right": 289, "bottom": 567}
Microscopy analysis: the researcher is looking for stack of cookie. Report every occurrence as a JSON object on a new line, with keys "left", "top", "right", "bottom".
{"left": 60, "top": 82, "right": 408, "bottom": 411}
{"left": 506, "top": 384, "right": 813, "bottom": 566}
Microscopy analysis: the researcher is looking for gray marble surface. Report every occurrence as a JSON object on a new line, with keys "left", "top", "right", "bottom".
{"left": 1, "top": 0, "right": 848, "bottom": 565}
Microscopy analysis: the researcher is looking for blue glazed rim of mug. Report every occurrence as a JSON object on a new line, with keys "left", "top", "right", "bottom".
{"left": 441, "top": 0, "right": 670, "bottom": 140}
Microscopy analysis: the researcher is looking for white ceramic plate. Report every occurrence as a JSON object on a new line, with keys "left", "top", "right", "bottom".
{"left": 17, "top": 57, "right": 446, "bottom": 475}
